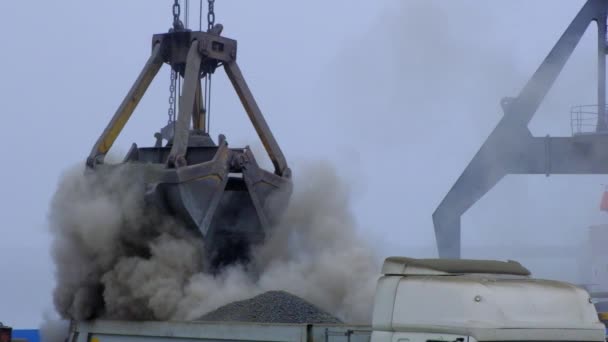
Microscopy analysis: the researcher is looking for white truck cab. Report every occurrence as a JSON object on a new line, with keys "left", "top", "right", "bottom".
{"left": 371, "top": 257, "right": 606, "bottom": 342}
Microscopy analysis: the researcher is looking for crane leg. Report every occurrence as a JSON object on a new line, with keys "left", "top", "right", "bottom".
{"left": 87, "top": 43, "right": 163, "bottom": 168}
{"left": 168, "top": 40, "right": 203, "bottom": 168}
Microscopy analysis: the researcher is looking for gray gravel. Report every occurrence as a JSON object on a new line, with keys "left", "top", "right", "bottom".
{"left": 198, "top": 291, "right": 342, "bottom": 324}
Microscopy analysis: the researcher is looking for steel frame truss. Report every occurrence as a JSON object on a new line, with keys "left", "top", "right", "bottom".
{"left": 433, "top": 0, "right": 608, "bottom": 258}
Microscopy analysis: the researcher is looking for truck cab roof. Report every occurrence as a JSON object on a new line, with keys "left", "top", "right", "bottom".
{"left": 382, "top": 257, "right": 531, "bottom": 276}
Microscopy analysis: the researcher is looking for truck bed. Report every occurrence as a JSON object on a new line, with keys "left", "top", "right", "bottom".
{"left": 69, "top": 320, "right": 372, "bottom": 342}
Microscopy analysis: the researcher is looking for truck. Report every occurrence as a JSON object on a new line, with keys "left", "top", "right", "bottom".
{"left": 68, "top": 257, "right": 606, "bottom": 342}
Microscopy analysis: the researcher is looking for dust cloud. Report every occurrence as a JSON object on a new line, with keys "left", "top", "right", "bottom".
{"left": 39, "top": 312, "right": 69, "bottom": 342}
{"left": 47, "top": 160, "right": 378, "bottom": 325}
{"left": 324, "top": 0, "right": 600, "bottom": 282}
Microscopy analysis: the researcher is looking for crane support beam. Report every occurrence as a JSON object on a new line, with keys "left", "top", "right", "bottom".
{"left": 434, "top": 131, "right": 608, "bottom": 258}
{"left": 225, "top": 61, "right": 290, "bottom": 177}
{"left": 87, "top": 43, "right": 163, "bottom": 168}
{"left": 168, "top": 40, "right": 203, "bottom": 168}
{"left": 193, "top": 78, "right": 205, "bottom": 131}
{"left": 433, "top": 0, "right": 608, "bottom": 258}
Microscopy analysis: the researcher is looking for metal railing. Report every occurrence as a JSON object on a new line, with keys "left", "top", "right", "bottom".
{"left": 570, "top": 104, "right": 608, "bottom": 135}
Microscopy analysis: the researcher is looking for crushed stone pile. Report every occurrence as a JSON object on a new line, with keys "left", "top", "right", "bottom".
{"left": 198, "top": 291, "right": 343, "bottom": 324}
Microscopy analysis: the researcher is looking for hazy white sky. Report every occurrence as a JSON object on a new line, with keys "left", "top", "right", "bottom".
{"left": 0, "top": 0, "right": 606, "bottom": 328}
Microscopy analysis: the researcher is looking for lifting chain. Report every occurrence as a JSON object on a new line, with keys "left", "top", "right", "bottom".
{"left": 172, "top": 0, "right": 184, "bottom": 30}
{"left": 207, "top": 0, "right": 215, "bottom": 30}
{"left": 168, "top": 69, "right": 177, "bottom": 124}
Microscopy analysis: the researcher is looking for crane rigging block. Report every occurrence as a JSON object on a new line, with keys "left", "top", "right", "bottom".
{"left": 433, "top": 0, "right": 608, "bottom": 259}
{"left": 86, "top": 24, "right": 292, "bottom": 272}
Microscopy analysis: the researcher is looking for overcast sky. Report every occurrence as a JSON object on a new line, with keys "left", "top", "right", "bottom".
{"left": 0, "top": 0, "right": 606, "bottom": 328}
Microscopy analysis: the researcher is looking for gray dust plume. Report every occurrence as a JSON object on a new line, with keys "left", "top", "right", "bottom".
{"left": 48, "top": 160, "right": 378, "bottom": 325}
{"left": 39, "top": 312, "right": 69, "bottom": 342}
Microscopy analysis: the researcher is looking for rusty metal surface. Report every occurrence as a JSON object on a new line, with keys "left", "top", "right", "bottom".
{"left": 433, "top": 0, "right": 608, "bottom": 258}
